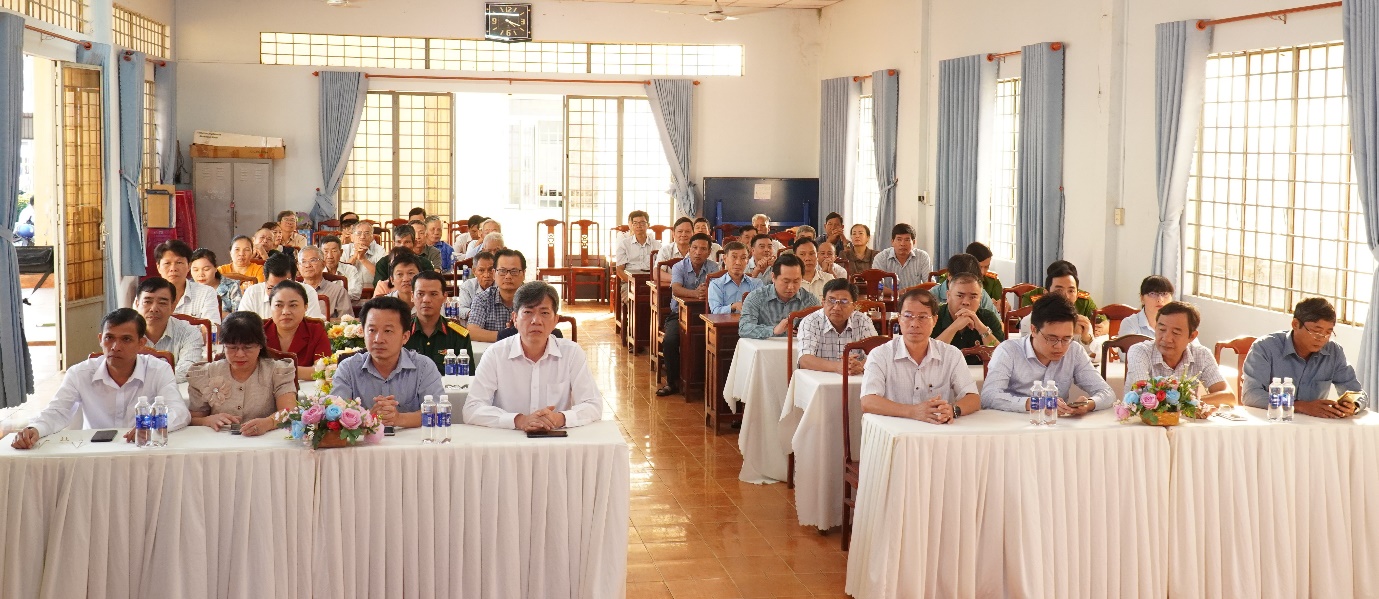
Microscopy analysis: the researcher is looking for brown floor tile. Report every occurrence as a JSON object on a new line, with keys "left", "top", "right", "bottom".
{"left": 645, "top": 540, "right": 717, "bottom": 561}
{"left": 732, "top": 574, "right": 812, "bottom": 598}
{"left": 655, "top": 557, "right": 731, "bottom": 581}
{"left": 664, "top": 577, "right": 744, "bottom": 599}
{"left": 626, "top": 581, "right": 675, "bottom": 599}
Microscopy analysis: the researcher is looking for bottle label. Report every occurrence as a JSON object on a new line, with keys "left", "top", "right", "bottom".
{"left": 458, "top": 364, "right": 469, "bottom": 376}
{"left": 154, "top": 414, "right": 168, "bottom": 429}
{"left": 1282, "top": 393, "right": 1294, "bottom": 408}
{"left": 136, "top": 414, "right": 153, "bottom": 429}
{"left": 437, "top": 412, "right": 451, "bottom": 427}
{"left": 422, "top": 412, "right": 436, "bottom": 428}
{"left": 1270, "top": 393, "right": 1282, "bottom": 408}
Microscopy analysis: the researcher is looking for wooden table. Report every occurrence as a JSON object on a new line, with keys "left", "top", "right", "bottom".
{"left": 676, "top": 297, "right": 708, "bottom": 403}
{"left": 621, "top": 270, "right": 651, "bottom": 352}
{"left": 702, "top": 313, "right": 741, "bottom": 433}
{"left": 648, "top": 278, "right": 672, "bottom": 384}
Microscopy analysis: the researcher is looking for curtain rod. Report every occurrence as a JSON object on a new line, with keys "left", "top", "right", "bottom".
{"left": 25, "top": 25, "right": 167, "bottom": 65}
{"left": 311, "top": 71, "right": 699, "bottom": 85}
{"left": 122, "top": 49, "right": 167, "bottom": 67}
{"left": 1198, "top": 1, "right": 1340, "bottom": 30}
{"left": 852, "top": 69, "right": 897, "bottom": 82}
{"left": 987, "top": 42, "right": 1063, "bottom": 62}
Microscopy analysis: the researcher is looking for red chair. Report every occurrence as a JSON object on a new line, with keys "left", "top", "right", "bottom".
{"left": 534, "top": 219, "right": 570, "bottom": 295}
{"left": 556, "top": 315, "right": 579, "bottom": 342}
{"left": 650, "top": 258, "right": 683, "bottom": 386}
{"left": 649, "top": 224, "right": 671, "bottom": 242}
{"left": 566, "top": 219, "right": 608, "bottom": 304}
{"left": 714, "top": 223, "right": 737, "bottom": 244}
{"left": 317, "top": 294, "right": 332, "bottom": 320}
{"left": 1004, "top": 283, "right": 1039, "bottom": 310}
{"left": 1101, "top": 334, "right": 1151, "bottom": 384}
{"left": 927, "top": 269, "right": 948, "bottom": 283}
{"left": 961, "top": 345, "right": 996, "bottom": 378}
{"left": 608, "top": 225, "right": 631, "bottom": 313}
{"left": 856, "top": 299, "right": 889, "bottom": 337}
{"left": 785, "top": 306, "right": 823, "bottom": 384}
{"left": 1096, "top": 304, "right": 1140, "bottom": 337}
{"left": 841, "top": 335, "right": 892, "bottom": 551}
{"left": 900, "top": 282, "right": 938, "bottom": 296}
{"left": 850, "top": 269, "right": 900, "bottom": 311}
{"left": 448, "top": 220, "right": 469, "bottom": 247}
{"left": 1214, "top": 336, "right": 1257, "bottom": 400}
{"left": 1004, "top": 304, "right": 1032, "bottom": 334}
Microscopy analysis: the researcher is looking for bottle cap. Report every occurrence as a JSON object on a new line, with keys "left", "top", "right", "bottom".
{"left": 1283, "top": 377, "right": 1293, "bottom": 383}
{"left": 424, "top": 394, "right": 435, "bottom": 401}
{"left": 439, "top": 394, "right": 448, "bottom": 402}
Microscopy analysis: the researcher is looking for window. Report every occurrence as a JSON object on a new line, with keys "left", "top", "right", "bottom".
{"left": 113, "top": 5, "right": 170, "bottom": 58}
{"left": 851, "top": 96, "right": 880, "bottom": 236}
{"left": 565, "top": 97, "right": 674, "bottom": 229}
{"left": 0, "top": 0, "right": 85, "bottom": 33}
{"left": 986, "top": 77, "right": 1021, "bottom": 261}
{"left": 140, "top": 76, "right": 158, "bottom": 191}
{"left": 339, "top": 91, "right": 453, "bottom": 224}
{"left": 260, "top": 32, "right": 744, "bottom": 77}
{"left": 1186, "top": 42, "right": 1375, "bottom": 326}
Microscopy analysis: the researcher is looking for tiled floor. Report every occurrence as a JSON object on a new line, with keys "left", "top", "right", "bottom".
{"left": 569, "top": 305, "right": 851, "bottom": 599}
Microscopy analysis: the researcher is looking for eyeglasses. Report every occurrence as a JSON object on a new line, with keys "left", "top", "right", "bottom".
{"left": 630, "top": 220, "right": 649, "bottom": 226}
{"left": 824, "top": 298, "right": 853, "bottom": 307}
{"left": 224, "top": 344, "right": 258, "bottom": 355}
{"left": 1144, "top": 292, "right": 1173, "bottom": 300}
{"left": 1300, "top": 325, "right": 1334, "bottom": 341}
{"left": 899, "top": 312, "right": 934, "bottom": 322}
{"left": 495, "top": 268, "right": 523, "bottom": 277}
{"left": 1040, "top": 334, "right": 1074, "bottom": 348}
{"left": 300, "top": 257, "right": 323, "bottom": 265}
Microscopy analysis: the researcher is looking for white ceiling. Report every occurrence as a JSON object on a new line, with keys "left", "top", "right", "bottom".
{"left": 568, "top": 0, "right": 840, "bottom": 9}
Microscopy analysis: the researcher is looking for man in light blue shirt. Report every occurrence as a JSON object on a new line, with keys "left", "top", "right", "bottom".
{"left": 332, "top": 296, "right": 445, "bottom": 428}
{"left": 981, "top": 295, "right": 1114, "bottom": 414}
{"left": 657, "top": 234, "right": 720, "bottom": 397}
{"left": 709, "top": 241, "right": 763, "bottom": 314}
{"left": 1241, "top": 298, "right": 1363, "bottom": 417}
{"left": 868, "top": 223, "right": 933, "bottom": 290}
{"left": 739, "top": 253, "right": 820, "bottom": 339}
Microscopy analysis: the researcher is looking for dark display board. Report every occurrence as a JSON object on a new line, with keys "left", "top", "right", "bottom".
{"left": 704, "top": 177, "right": 819, "bottom": 229}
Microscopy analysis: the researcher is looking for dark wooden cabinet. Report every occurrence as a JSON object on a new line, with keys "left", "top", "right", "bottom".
{"left": 703, "top": 313, "right": 741, "bottom": 433}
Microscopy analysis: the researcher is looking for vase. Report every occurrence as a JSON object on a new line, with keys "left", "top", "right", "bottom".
{"left": 315, "top": 429, "right": 350, "bottom": 449}
{"left": 1140, "top": 410, "right": 1180, "bottom": 427}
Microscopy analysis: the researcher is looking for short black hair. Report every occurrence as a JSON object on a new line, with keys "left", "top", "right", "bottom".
{"left": 393, "top": 224, "right": 416, "bottom": 240}
{"left": 1293, "top": 297, "right": 1337, "bottom": 324}
{"left": 473, "top": 251, "right": 496, "bottom": 267}
{"left": 693, "top": 216, "right": 710, "bottom": 225}
{"left": 1044, "top": 261, "right": 1079, "bottom": 290}
{"left": 360, "top": 296, "right": 412, "bottom": 329}
{"left": 412, "top": 270, "right": 446, "bottom": 288}
{"left": 319, "top": 235, "right": 343, "bottom": 247}
{"left": 269, "top": 279, "right": 310, "bottom": 304}
{"left": 407, "top": 207, "right": 427, "bottom": 218}
{"left": 1156, "top": 301, "right": 1201, "bottom": 333}
{"left": 514, "top": 281, "right": 561, "bottom": 313}
{"left": 277, "top": 210, "right": 298, "bottom": 222}
{"left": 1030, "top": 294, "right": 1078, "bottom": 330}
{"left": 264, "top": 252, "right": 297, "bottom": 279}
{"left": 792, "top": 236, "right": 819, "bottom": 253}
{"left": 230, "top": 235, "right": 253, "bottom": 248}
{"left": 751, "top": 233, "right": 775, "bottom": 248}
{"left": 890, "top": 223, "right": 916, "bottom": 240}
{"left": 772, "top": 252, "right": 805, "bottom": 277}
{"left": 154, "top": 239, "right": 193, "bottom": 262}
{"left": 340, "top": 211, "right": 359, "bottom": 221}
{"left": 949, "top": 272, "right": 982, "bottom": 288}
{"left": 964, "top": 242, "right": 993, "bottom": 262}
{"left": 219, "top": 311, "right": 270, "bottom": 359}
{"left": 689, "top": 233, "right": 714, "bottom": 247}
{"left": 673, "top": 216, "right": 693, "bottom": 229}
{"left": 825, "top": 212, "right": 843, "bottom": 224}
{"left": 1139, "top": 275, "right": 1174, "bottom": 297}
{"left": 628, "top": 210, "right": 650, "bottom": 223}
{"left": 946, "top": 253, "right": 982, "bottom": 277}
{"left": 821, "top": 278, "right": 858, "bottom": 300}
{"left": 136, "top": 276, "right": 177, "bottom": 300}
{"left": 389, "top": 250, "right": 423, "bottom": 275}
{"left": 101, "top": 308, "right": 147, "bottom": 338}
{"left": 339, "top": 218, "right": 360, "bottom": 230}
{"left": 897, "top": 287, "right": 938, "bottom": 315}
{"left": 467, "top": 214, "right": 486, "bottom": 228}
{"left": 723, "top": 241, "right": 747, "bottom": 254}
{"left": 494, "top": 248, "right": 527, "bottom": 270}
{"left": 190, "top": 248, "right": 219, "bottom": 267}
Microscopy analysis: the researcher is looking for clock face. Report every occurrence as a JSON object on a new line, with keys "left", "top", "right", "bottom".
{"left": 485, "top": 3, "right": 532, "bottom": 43}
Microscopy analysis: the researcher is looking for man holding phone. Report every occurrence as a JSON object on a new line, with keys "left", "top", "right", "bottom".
{"left": 982, "top": 295, "right": 1115, "bottom": 416}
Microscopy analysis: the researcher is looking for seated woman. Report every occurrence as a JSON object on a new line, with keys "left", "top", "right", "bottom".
{"left": 187, "top": 311, "right": 297, "bottom": 436}
{"left": 191, "top": 248, "right": 242, "bottom": 316}
{"left": 219, "top": 235, "right": 265, "bottom": 283}
{"left": 840, "top": 224, "right": 878, "bottom": 275}
{"left": 264, "top": 280, "right": 332, "bottom": 380}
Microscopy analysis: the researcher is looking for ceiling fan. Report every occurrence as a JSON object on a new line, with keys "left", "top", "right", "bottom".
{"left": 325, "top": 0, "right": 361, "bottom": 7}
{"left": 656, "top": 1, "right": 765, "bottom": 23}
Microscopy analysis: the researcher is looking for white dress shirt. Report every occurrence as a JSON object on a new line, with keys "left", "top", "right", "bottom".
{"left": 799, "top": 269, "right": 835, "bottom": 299}
{"left": 456, "top": 278, "right": 495, "bottom": 323}
{"left": 655, "top": 243, "right": 689, "bottom": 264}
{"left": 176, "top": 280, "right": 223, "bottom": 325}
{"left": 330, "top": 262, "right": 363, "bottom": 301}
{"left": 463, "top": 335, "right": 604, "bottom": 430}
{"left": 860, "top": 337, "right": 978, "bottom": 405}
{"left": 615, "top": 235, "right": 662, "bottom": 274}
{"left": 146, "top": 316, "right": 207, "bottom": 382}
{"left": 26, "top": 354, "right": 189, "bottom": 437}
{"left": 827, "top": 263, "right": 848, "bottom": 279}
{"left": 237, "top": 282, "right": 325, "bottom": 320}
{"left": 342, "top": 241, "right": 387, "bottom": 265}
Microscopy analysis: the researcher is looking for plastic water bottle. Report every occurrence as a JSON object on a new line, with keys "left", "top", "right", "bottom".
{"left": 436, "top": 394, "right": 452, "bottom": 443}
{"left": 151, "top": 395, "right": 169, "bottom": 447}
{"left": 1282, "top": 377, "right": 1296, "bottom": 422}
{"left": 443, "top": 349, "right": 457, "bottom": 376}
{"left": 1043, "top": 380, "right": 1060, "bottom": 426}
{"left": 1268, "top": 377, "right": 1283, "bottom": 421}
{"left": 1029, "top": 381, "right": 1045, "bottom": 425}
{"left": 421, "top": 394, "right": 437, "bottom": 443}
{"left": 463, "top": 265, "right": 471, "bottom": 280}
{"left": 457, "top": 349, "right": 470, "bottom": 376}
{"left": 133, "top": 396, "right": 153, "bottom": 448}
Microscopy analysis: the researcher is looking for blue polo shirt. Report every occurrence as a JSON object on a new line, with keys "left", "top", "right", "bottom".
{"left": 331, "top": 349, "right": 445, "bottom": 412}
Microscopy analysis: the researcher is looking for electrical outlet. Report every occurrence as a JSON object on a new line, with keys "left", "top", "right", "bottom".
{"left": 1114, "top": 208, "right": 1125, "bottom": 226}
{"left": 917, "top": 195, "right": 927, "bottom": 205}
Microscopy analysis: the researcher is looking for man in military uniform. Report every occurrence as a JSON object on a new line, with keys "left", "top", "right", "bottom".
{"left": 1019, "top": 261, "right": 1108, "bottom": 344}
{"left": 933, "top": 253, "right": 1001, "bottom": 312}
{"left": 963, "top": 242, "right": 1006, "bottom": 305}
{"left": 406, "top": 271, "right": 475, "bottom": 374}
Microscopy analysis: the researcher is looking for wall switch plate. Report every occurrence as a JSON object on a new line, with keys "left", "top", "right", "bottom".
{"left": 918, "top": 195, "right": 927, "bottom": 205}
{"left": 1114, "top": 207, "right": 1125, "bottom": 226}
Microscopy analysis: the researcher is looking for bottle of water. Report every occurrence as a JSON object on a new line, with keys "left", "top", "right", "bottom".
{"left": 1282, "top": 377, "right": 1296, "bottom": 422}
{"left": 457, "top": 349, "right": 470, "bottom": 376}
{"left": 151, "top": 395, "right": 169, "bottom": 447}
{"left": 463, "top": 265, "right": 471, "bottom": 280}
{"left": 421, "top": 394, "right": 437, "bottom": 443}
{"left": 1029, "top": 381, "right": 1045, "bottom": 425}
{"left": 1043, "top": 380, "right": 1060, "bottom": 426}
{"left": 1267, "top": 377, "right": 1283, "bottom": 421}
{"left": 133, "top": 395, "right": 153, "bottom": 448}
{"left": 436, "top": 394, "right": 452, "bottom": 443}
{"left": 443, "top": 349, "right": 457, "bottom": 376}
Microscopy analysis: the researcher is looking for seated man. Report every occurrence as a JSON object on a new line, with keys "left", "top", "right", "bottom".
{"left": 1242, "top": 298, "right": 1364, "bottom": 418}
{"left": 692, "top": 217, "right": 724, "bottom": 256}
{"left": 464, "top": 218, "right": 501, "bottom": 256}
{"left": 405, "top": 270, "right": 474, "bottom": 374}
{"left": 464, "top": 282, "right": 604, "bottom": 431}
{"left": 134, "top": 277, "right": 205, "bottom": 382}
{"left": 1125, "top": 301, "right": 1235, "bottom": 405}
{"left": 933, "top": 272, "right": 1005, "bottom": 363}
{"left": 932, "top": 253, "right": 998, "bottom": 312}
{"left": 156, "top": 239, "right": 222, "bottom": 325}
{"left": 320, "top": 235, "right": 363, "bottom": 302}
{"left": 1018, "top": 262, "right": 1101, "bottom": 348}
{"left": 746, "top": 232, "right": 777, "bottom": 282}
{"left": 708, "top": 241, "right": 763, "bottom": 314}
{"left": 860, "top": 288, "right": 980, "bottom": 423}
{"left": 275, "top": 210, "right": 308, "bottom": 250}
{"left": 380, "top": 250, "right": 423, "bottom": 310}
{"left": 751, "top": 213, "right": 786, "bottom": 251}
{"left": 11, "top": 309, "right": 188, "bottom": 449}
{"left": 455, "top": 251, "right": 497, "bottom": 325}
{"left": 408, "top": 218, "right": 444, "bottom": 269}
{"left": 982, "top": 295, "right": 1114, "bottom": 415}
{"left": 341, "top": 220, "right": 386, "bottom": 282}
{"left": 870, "top": 223, "right": 933, "bottom": 290}
{"left": 237, "top": 253, "right": 325, "bottom": 320}
{"left": 468, "top": 249, "right": 526, "bottom": 343}
{"left": 797, "top": 279, "right": 877, "bottom": 376}
{"left": 792, "top": 237, "right": 834, "bottom": 298}
{"left": 821, "top": 211, "right": 847, "bottom": 255}
{"left": 373, "top": 224, "right": 435, "bottom": 286}
{"left": 1118, "top": 275, "right": 1175, "bottom": 338}
{"left": 424, "top": 216, "right": 456, "bottom": 272}
{"left": 964, "top": 242, "right": 1005, "bottom": 303}
{"left": 298, "top": 245, "right": 352, "bottom": 319}
{"left": 657, "top": 233, "right": 720, "bottom": 397}
{"left": 739, "top": 253, "right": 820, "bottom": 339}
{"left": 655, "top": 217, "right": 694, "bottom": 262}
{"left": 616, "top": 210, "right": 661, "bottom": 278}
{"left": 331, "top": 296, "right": 445, "bottom": 428}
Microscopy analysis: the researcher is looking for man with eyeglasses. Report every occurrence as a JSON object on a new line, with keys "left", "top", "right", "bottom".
{"left": 1125, "top": 301, "right": 1235, "bottom": 405}
{"left": 860, "top": 288, "right": 979, "bottom": 424}
{"left": 319, "top": 235, "right": 363, "bottom": 302}
{"left": 299, "top": 245, "right": 352, "bottom": 319}
{"left": 656, "top": 234, "right": 720, "bottom": 397}
{"left": 1241, "top": 297, "right": 1364, "bottom": 417}
{"left": 933, "top": 272, "right": 1005, "bottom": 363}
{"left": 468, "top": 249, "right": 527, "bottom": 343}
{"left": 342, "top": 220, "right": 386, "bottom": 282}
{"left": 797, "top": 279, "right": 877, "bottom": 375}
{"left": 615, "top": 210, "right": 662, "bottom": 277}
{"left": 983, "top": 295, "right": 1114, "bottom": 416}
{"left": 237, "top": 253, "right": 325, "bottom": 320}
{"left": 739, "top": 253, "right": 820, "bottom": 339}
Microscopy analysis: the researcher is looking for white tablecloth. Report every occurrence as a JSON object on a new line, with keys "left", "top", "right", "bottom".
{"left": 845, "top": 410, "right": 1170, "bottom": 598}
{"left": 722, "top": 338, "right": 792, "bottom": 484}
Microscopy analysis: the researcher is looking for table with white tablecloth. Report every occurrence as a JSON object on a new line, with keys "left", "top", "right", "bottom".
{"left": 0, "top": 420, "right": 629, "bottom": 599}
{"left": 722, "top": 338, "right": 792, "bottom": 483}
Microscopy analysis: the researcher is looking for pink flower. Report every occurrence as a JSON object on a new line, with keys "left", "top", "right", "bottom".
{"left": 1115, "top": 403, "right": 1131, "bottom": 420}
{"left": 302, "top": 405, "right": 325, "bottom": 425}
{"left": 1140, "top": 393, "right": 1159, "bottom": 410}
{"left": 339, "top": 408, "right": 363, "bottom": 429}
{"left": 366, "top": 426, "right": 384, "bottom": 444}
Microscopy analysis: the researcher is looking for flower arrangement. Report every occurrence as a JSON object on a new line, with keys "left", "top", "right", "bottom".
{"left": 312, "top": 353, "right": 342, "bottom": 395}
{"left": 1116, "top": 376, "right": 1201, "bottom": 425}
{"left": 273, "top": 395, "right": 382, "bottom": 449}
{"left": 327, "top": 316, "right": 364, "bottom": 352}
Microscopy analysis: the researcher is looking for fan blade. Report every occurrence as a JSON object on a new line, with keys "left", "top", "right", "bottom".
{"left": 654, "top": 8, "right": 709, "bottom": 15}
{"left": 721, "top": 8, "right": 768, "bottom": 17}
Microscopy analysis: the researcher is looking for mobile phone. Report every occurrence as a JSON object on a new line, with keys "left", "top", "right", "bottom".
{"left": 1066, "top": 400, "right": 1089, "bottom": 408}
{"left": 526, "top": 430, "right": 568, "bottom": 438}
{"left": 229, "top": 423, "right": 242, "bottom": 435}
{"left": 90, "top": 429, "right": 118, "bottom": 443}
{"left": 384, "top": 425, "right": 396, "bottom": 436}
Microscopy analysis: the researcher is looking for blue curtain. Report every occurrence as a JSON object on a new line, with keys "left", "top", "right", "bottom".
{"left": 0, "top": 12, "right": 33, "bottom": 407}
{"left": 1344, "top": 3, "right": 1379, "bottom": 399}
{"left": 155, "top": 61, "right": 176, "bottom": 184}
{"left": 871, "top": 69, "right": 899, "bottom": 250}
{"left": 310, "top": 71, "right": 367, "bottom": 225}
{"left": 1151, "top": 21, "right": 1212, "bottom": 290}
{"left": 646, "top": 79, "right": 696, "bottom": 217}
{"left": 935, "top": 55, "right": 996, "bottom": 261}
{"left": 1014, "top": 43, "right": 1066, "bottom": 284}
{"left": 117, "top": 50, "right": 146, "bottom": 277}
{"left": 819, "top": 77, "right": 859, "bottom": 226}
{"left": 75, "top": 42, "right": 119, "bottom": 312}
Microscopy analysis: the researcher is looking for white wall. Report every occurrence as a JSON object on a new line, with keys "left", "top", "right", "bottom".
{"left": 173, "top": 0, "right": 822, "bottom": 220}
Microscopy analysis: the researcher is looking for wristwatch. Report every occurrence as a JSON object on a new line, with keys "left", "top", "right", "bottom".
{"left": 953, "top": 404, "right": 963, "bottom": 418}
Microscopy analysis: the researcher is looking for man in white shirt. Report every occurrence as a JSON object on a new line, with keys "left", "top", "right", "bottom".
{"left": 655, "top": 217, "right": 694, "bottom": 263}
{"left": 238, "top": 253, "right": 325, "bottom": 320}
{"left": 463, "top": 232, "right": 504, "bottom": 260}
{"left": 797, "top": 279, "right": 877, "bottom": 375}
{"left": 615, "top": 210, "right": 661, "bottom": 276}
{"left": 464, "top": 282, "right": 604, "bottom": 431}
{"left": 320, "top": 235, "right": 363, "bottom": 302}
{"left": 1125, "top": 301, "right": 1235, "bottom": 405}
{"left": 792, "top": 237, "right": 834, "bottom": 298}
{"left": 869, "top": 223, "right": 933, "bottom": 290}
{"left": 751, "top": 213, "right": 786, "bottom": 251}
{"left": 860, "top": 288, "right": 980, "bottom": 424}
{"left": 135, "top": 277, "right": 205, "bottom": 382}
{"left": 156, "top": 239, "right": 223, "bottom": 325}
{"left": 276, "top": 210, "right": 308, "bottom": 250}
{"left": 464, "top": 219, "right": 501, "bottom": 255}
{"left": 11, "top": 309, "right": 188, "bottom": 448}
{"left": 341, "top": 220, "right": 386, "bottom": 282}
{"left": 745, "top": 233, "right": 777, "bottom": 281}
{"left": 456, "top": 251, "right": 497, "bottom": 324}
{"left": 298, "top": 245, "right": 352, "bottom": 319}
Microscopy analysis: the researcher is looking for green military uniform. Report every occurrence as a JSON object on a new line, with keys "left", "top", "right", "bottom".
{"left": 1020, "top": 288, "right": 1105, "bottom": 322}
{"left": 934, "top": 303, "right": 1006, "bottom": 364}
{"left": 373, "top": 253, "right": 436, "bottom": 285}
{"left": 405, "top": 316, "right": 475, "bottom": 374}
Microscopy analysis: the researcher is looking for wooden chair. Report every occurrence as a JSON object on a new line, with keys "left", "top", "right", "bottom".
{"left": 448, "top": 257, "right": 474, "bottom": 297}
{"left": 714, "top": 223, "right": 736, "bottom": 244}
{"left": 899, "top": 282, "right": 937, "bottom": 296}
{"left": 250, "top": 258, "right": 265, "bottom": 266}
{"left": 850, "top": 269, "right": 900, "bottom": 310}
{"left": 312, "top": 229, "right": 341, "bottom": 244}
{"left": 650, "top": 258, "right": 683, "bottom": 386}
{"left": 606, "top": 225, "right": 632, "bottom": 313}
{"left": 171, "top": 314, "right": 215, "bottom": 362}
{"left": 90, "top": 348, "right": 176, "bottom": 370}
{"left": 1096, "top": 304, "right": 1141, "bottom": 337}
{"left": 320, "top": 271, "right": 348, "bottom": 284}
{"left": 448, "top": 220, "right": 469, "bottom": 247}
{"left": 784, "top": 306, "right": 823, "bottom": 383}
{"left": 927, "top": 269, "right": 948, "bottom": 283}
{"left": 841, "top": 335, "right": 892, "bottom": 551}
{"left": 855, "top": 299, "right": 889, "bottom": 337}
{"left": 317, "top": 294, "right": 332, "bottom": 320}
{"left": 649, "top": 224, "right": 671, "bottom": 242}
{"left": 1101, "top": 334, "right": 1151, "bottom": 382}
{"left": 317, "top": 218, "right": 341, "bottom": 230}
{"left": 566, "top": 219, "right": 608, "bottom": 304}
{"left": 771, "top": 231, "right": 796, "bottom": 246}
{"left": 556, "top": 315, "right": 578, "bottom": 342}
{"left": 534, "top": 219, "right": 570, "bottom": 295}
{"left": 222, "top": 271, "right": 258, "bottom": 292}
{"left": 1004, "top": 283, "right": 1039, "bottom": 312}
{"left": 961, "top": 344, "right": 996, "bottom": 378}
{"left": 1214, "top": 336, "right": 1257, "bottom": 398}
{"left": 1004, "top": 305, "right": 1032, "bottom": 335}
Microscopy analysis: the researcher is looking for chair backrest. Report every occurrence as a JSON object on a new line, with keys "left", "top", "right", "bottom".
{"left": 90, "top": 347, "right": 176, "bottom": 370}
{"left": 556, "top": 315, "right": 578, "bottom": 342}
{"left": 1100, "top": 334, "right": 1152, "bottom": 381}
{"left": 705, "top": 270, "right": 730, "bottom": 309}
{"left": 1214, "top": 336, "right": 1257, "bottom": 398}
{"left": 785, "top": 305, "right": 823, "bottom": 382}
{"left": 649, "top": 224, "right": 671, "bottom": 241}
{"left": 1004, "top": 304, "right": 1032, "bottom": 334}
{"left": 714, "top": 223, "right": 735, "bottom": 244}
{"left": 900, "top": 282, "right": 937, "bottom": 296}
{"left": 1096, "top": 304, "right": 1141, "bottom": 337}
{"left": 927, "top": 269, "right": 947, "bottom": 283}
{"left": 171, "top": 314, "right": 215, "bottom": 362}
{"left": 842, "top": 335, "right": 893, "bottom": 466}
{"left": 267, "top": 347, "right": 298, "bottom": 364}
{"left": 321, "top": 271, "right": 348, "bottom": 284}
{"left": 535, "top": 219, "right": 564, "bottom": 270}
{"left": 312, "top": 230, "right": 339, "bottom": 244}
{"left": 318, "top": 218, "right": 341, "bottom": 230}
{"left": 567, "top": 220, "right": 601, "bottom": 267}
{"left": 448, "top": 220, "right": 468, "bottom": 246}
{"left": 771, "top": 231, "right": 795, "bottom": 245}
{"left": 850, "top": 269, "right": 899, "bottom": 302}
{"left": 654, "top": 258, "right": 682, "bottom": 285}
{"left": 854, "top": 299, "right": 889, "bottom": 336}
{"left": 222, "top": 271, "right": 258, "bottom": 292}
{"left": 1004, "top": 283, "right": 1039, "bottom": 311}
{"left": 317, "top": 294, "right": 332, "bottom": 319}
{"left": 961, "top": 345, "right": 996, "bottom": 378}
